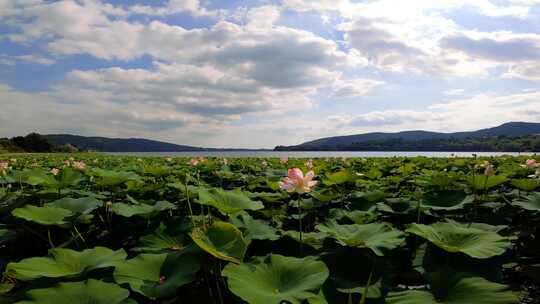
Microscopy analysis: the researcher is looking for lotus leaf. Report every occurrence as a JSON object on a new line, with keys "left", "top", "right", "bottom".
{"left": 512, "top": 192, "right": 540, "bottom": 211}
{"left": 197, "top": 187, "right": 264, "bottom": 214}
{"left": 386, "top": 272, "right": 518, "bottom": 304}
{"left": 6, "top": 247, "right": 127, "bottom": 280}
{"left": 406, "top": 221, "right": 511, "bottom": 259}
{"left": 11, "top": 205, "right": 73, "bottom": 226}
{"left": 316, "top": 221, "right": 404, "bottom": 256}
{"left": 222, "top": 254, "right": 329, "bottom": 304}
{"left": 18, "top": 279, "right": 129, "bottom": 304}
{"left": 191, "top": 221, "right": 247, "bottom": 263}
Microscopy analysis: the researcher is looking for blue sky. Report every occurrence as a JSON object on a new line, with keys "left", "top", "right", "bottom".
{"left": 0, "top": 0, "right": 539, "bottom": 148}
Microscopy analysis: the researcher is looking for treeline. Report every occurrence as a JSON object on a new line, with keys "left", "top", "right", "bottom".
{"left": 276, "top": 135, "right": 540, "bottom": 152}
{"left": 0, "top": 133, "right": 78, "bottom": 153}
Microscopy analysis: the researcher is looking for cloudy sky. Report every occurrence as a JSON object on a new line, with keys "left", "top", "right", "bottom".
{"left": 1, "top": 0, "right": 539, "bottom": 148}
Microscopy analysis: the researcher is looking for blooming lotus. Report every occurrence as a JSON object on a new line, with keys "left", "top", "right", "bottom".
{"left": 188, "top": 158, "right": 198, "bottom": 166}
{"left": 0, "top": 161, "right": 8, "bottom": 175}
{"left": 484, "top": 164, "right": 495, "bottom": 176}
{"left": 50, "top": 168, "right": 60, "bottom": 176}
{"left": 280, "top": 156, "right": 288, "bottom": 164}
{"left": 261, "top": 160, "right": 268, "bottom": 167}
{"left": 73, "top": 161, "right": 86, "bottom": 171}
{"left": 279, "top": 168, "right": 318, "bottom": 194}
{"left": 522, "top": 159, "right": 538, "bottom": 169}
{"left": 305, "top": 159, "right": 314, "bottom": 170}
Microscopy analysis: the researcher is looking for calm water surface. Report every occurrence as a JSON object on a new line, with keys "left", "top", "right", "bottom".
{"left": 108, "top": 151, "right": 536, "bottom": 158}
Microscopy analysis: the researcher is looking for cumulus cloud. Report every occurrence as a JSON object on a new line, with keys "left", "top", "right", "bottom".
{"left": 331, "top": 78, "right": 384, "bottom": 98}
{"left": 0, "top": 54, "right": 55, "bottom": 65}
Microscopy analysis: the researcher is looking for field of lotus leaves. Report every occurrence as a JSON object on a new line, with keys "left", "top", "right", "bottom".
{"left": 0, "top": 154, "right": 539, "bottom": 303}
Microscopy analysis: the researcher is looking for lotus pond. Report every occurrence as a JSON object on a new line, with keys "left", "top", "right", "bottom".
{"left": 0, "top": 154, "right": 539, "bottom": 303}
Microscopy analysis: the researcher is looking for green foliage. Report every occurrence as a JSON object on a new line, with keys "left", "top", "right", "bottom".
{"left": 222, "top": 254, "right": 329, "bottom": 304}
{"left": 0, "top": 154, "right": 538, "bottom": 303}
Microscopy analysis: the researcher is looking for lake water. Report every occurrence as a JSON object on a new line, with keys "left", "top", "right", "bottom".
{"left": 108, "top": 151, "right": 536, "bottom": 158}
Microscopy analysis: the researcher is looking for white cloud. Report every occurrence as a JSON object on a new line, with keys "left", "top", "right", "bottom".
{"left": 129, "top": 0, "right": 214, "bottom": 17}
{"left": 331, "top": 78, "right": 384, "bottom": 98}
{"left": 0, "top": 54, "right": 55, "bottom": 65}
{"left": 444, "top": 89, "right": 466, "bottom": 96}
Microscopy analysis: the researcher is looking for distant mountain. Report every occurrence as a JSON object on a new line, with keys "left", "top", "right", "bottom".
{"left": 45, "top": 134, "right": 206, "bottom": 152}
{"left": 275, "top": 122, "right": 540, "bottom": 151}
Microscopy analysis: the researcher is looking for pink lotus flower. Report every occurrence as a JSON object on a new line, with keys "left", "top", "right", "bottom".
{"left": 63, "top": 160, "right": 71, "bottom": 167}
{"left": 50, "top": 168, "right": 60, "bottom": 176}
{"left": 484, "top": 164, "right": 495, "bottom": 176}
{"left": 526, "top": 159, "right": 537, "bottom": 168}
{"left": 280, "top": 156, "right": 288, "bottom": 164}
{"left": 188, "top": 158, "right": 200, "bottom": 166}
{"left": 279, "top": 168, "right": 318, "bottom": 194}
{"left": 0, "top": 161, "right": 8, "bottom": 175}
{"left": 73, "top": 161, "right": 86, "bottom": 171}
{"left": 305, "top": 159, "right": 314, "bottom": 170}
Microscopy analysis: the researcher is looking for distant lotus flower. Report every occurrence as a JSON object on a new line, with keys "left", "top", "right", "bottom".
{"left": 165, "top": 157, "right": 173, "bottom": 162}
{"left": 188, "top": 158, "right": 200, "bottom": 166}
{"left": 92, "top": 159, "right": 98, "bottom": 164}
{"left": 222, "top": 158, "right": 228, "bottom": 165}
{"left": 63, "top": 160, "right": 71, "bottom": 167}
{"left": 0, "top": 161, "right": 8, "bottom": 175}
{"left": 525, "top": 159, "right": 538, "bottom": 168}
{"left": 50, "top": 168, "right": 60, "bottom": 176}
{"left": 279, "top": 168, "right": 318, "bottom": 194}
{"left": 280, "top": 156, "right": 288, "bottom": 164}
{"left": 73, "top": 161, "right": 86, "bottom": 171}
{"left": 261, "top": 160, "right": 268, "bottom": 167}
{"left": 484, "top": 164, "right": 495, "bottom": 176}
{"left": 305, "top": 159, "right": 314, "bottom": 170}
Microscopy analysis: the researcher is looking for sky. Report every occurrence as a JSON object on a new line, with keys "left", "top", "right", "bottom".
{"left": 0, "top": 0, "right": 539, "bottom": 148}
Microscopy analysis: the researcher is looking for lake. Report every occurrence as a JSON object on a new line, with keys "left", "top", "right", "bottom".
{"left": 107, "top": 151, "right": 537, "bottom": 158}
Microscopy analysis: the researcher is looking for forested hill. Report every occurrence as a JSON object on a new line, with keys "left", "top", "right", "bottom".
{"left": 45, "top": 134, "right": 205, "bottom": 152}
{"left": 275, "top": 122, "right": 540, "bottom": 152}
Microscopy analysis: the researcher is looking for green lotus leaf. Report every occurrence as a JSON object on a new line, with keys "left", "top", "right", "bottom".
{"left": 512, "top": 192, "right": 540, "bottom": 211}
{"left": 11, "top": 205, "right": 73, "bottom": 226}
{"left": 324, "top": 170, "right": 357, "bottom": 185}
{"left": 222, "top": 254, "right": 329, "bottom": 304}
{"left": 197, "top": 187, "right": 264, "bottom": 215}
{"left": 90, "top": 168, "right": 141, "bottom": 186}
{"left": 44, "top": 197, "right": 102, "bottom": 214}
{"left": 467, "top": 175, "right": 507, "bottom": 191}
{"left": 283, "top": 230, "right": 329, "bottom": 250}
{"left": 6, "top": 247, "right": 126, "bottom": 280}
{"left": 386, "top": 272, "right": 518, "bottom": 304}
{"left": 191, "top": 221, "right": 247, "bottom": 264}
{"left": 133, "top": 231, "right": 184, "bottom": 253}
{"left": 111, "top": 201, "right": 175, "bottom": 218}
{"left": 231, "top": 213, "right": 279, "bottom": 241}
{"left": 114, "top": 250, "right": 201, "bottom": 299}
{"left": 511, "top": 179, "right": 540, "bottom": 191}
{"left": 23, "top": 169, "right": 57, "bottom": 187}
{"left": 316, "top": 221, "right": 404, "bottom": 256}
{"left": 0, "top": 228, "right": 16, "bottom": 243}
{"left": 376, "top": 197, "right": 417, "bottom": 215}
{"left": 328, "top": 209, "right": 378, "bottom": 224}
{"left": 422, "top": 191, "right": 474, "bottom": 210}
{"left": 18, "top": 279, "right": 129, "bottom": 304}
{"left": 406, "top": 221, "right": 512, "bottom": 259}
